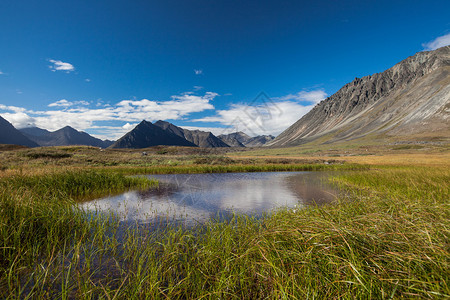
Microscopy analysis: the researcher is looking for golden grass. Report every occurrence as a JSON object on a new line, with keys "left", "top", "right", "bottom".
{"left": 233, "top": 152, "right": 450, "bottom": 166}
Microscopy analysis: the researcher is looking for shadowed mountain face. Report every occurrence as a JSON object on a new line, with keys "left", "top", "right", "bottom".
{"left": 20, "top": 127, "right": 51, "bottom": 137}
{"left": 154, "top": 120, "right": 229, "bottom": 148}
{"left": 218, "top": 132, "right": 275, "bottom": 147}
{"left": 268, "top": 46, "right": 450, "bottom": 147}
{"left": 0, "top": 116, "right": 39, "bottom": 147}
{"left": 110, "top": 120, "right": 197, "bottom": 149}
{"left": 20, "top": 126, "right": 114, "bottom": 148}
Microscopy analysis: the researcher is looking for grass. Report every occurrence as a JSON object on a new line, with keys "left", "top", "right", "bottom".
{"left": 0, "top": 169, "right": 157, "bottom": 289}
{"left": 0, "top": 146, "right": 448, "bottom": 298}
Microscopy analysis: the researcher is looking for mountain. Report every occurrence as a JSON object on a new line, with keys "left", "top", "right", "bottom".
{"left": 20, "top": 127, "right": 51, "bottom": 137}
{"left": 269, "top": 46, "right": 450, "bottom": 147}
{"left": 218, "top": 132, "right": 275, "bottom": 147}
{"left": 0, "top": 115, "right": 39, "bottom": 147}
{"left": 110, "top": 120, "right": 197, "bottom": 148}
{"left": 217, "top": 132, "right": 249, "bottom": 147}
{"left": 154, "top": 120, "right": 229, "bottom": 148}
{"left": 21, "top": 126, "right": 113, "bottom": 148}
{"left": 245, "top": 135, "right": 275, "bottom": 147}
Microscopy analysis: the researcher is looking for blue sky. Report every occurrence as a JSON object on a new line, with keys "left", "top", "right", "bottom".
{"left": 1, "top": 0, "right": 449, "bottom": 139}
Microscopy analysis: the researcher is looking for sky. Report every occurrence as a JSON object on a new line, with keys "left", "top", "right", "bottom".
{"left": 1, "top": 0, "right": 449, "bottom": 140}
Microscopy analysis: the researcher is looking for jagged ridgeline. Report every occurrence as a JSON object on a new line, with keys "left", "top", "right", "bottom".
{"left": 153, "top": 120, "right": 230, "bottom": 148}
{"left": 217, "top": 132, "right": 274, "bottom": 147}
{"left": 268, "top": 46, "right": 450, "bottom": 147}
{"left": 20, "top": 126, "right": 113, "bottom": 148}
{"left": 110, "top": 120, "right": 274, "bottom": 149}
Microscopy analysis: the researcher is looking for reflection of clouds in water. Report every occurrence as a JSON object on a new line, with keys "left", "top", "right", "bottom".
{"left": 157, "top": 172, "right": 301, "bottom": 213}
{"left": 81, "top": 190, "right": 213, "bottom": 225}
{"left": 212, "top": 174, "right": 300, "bottom": 213}
{"left": 80, "top": 172, "right": 337, "bottom": 226}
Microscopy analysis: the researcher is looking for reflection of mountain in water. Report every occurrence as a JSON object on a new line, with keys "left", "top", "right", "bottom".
{"left": 286, "top": 172, "right": 338, "bottom": 206}
{"left": 137, "top": 183, "right": 179, "bottom": 198}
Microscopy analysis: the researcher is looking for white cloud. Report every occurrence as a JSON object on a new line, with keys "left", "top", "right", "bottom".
{"left": 49, "top": 59, "right": 75, "bottom": 72}
{"left": 275, "top": 89, "right": 327, "bottom": 104}
{"left": 422, "top": 33, "right": 450, "bottom": 51}
{"left": 88, "top": 125, "right": 137, "bottom": 140}
{"left": 194, "top": 69, "right": 203, "bottom": 75}
{"left": 193, "top": 85, "right": 203, "bottom": 91}
{"left": 85, "top": 78, "right": 91, "bottom": 82}
{"left": 193, "top": 89, "right": 327, "bottom": 136}
{"left": 48, "top": 99, "right": 89, "bottom": 107}
{"left": 1, "top": 112, "right": 36, "bottom": 129}
{"left": 0, "top": 70, "right": 4, "bottom": 75}
{"left": 0, "top": 104, "right": 27, "bottom": 113}
{"left": 122, "top": 122, "right": 136, "bottom": 131}
{"left": 48, "top": 99, "right": 72, "bottom": 107}
{"left": 116, "top": 92, "right": 216, "bottom": 121}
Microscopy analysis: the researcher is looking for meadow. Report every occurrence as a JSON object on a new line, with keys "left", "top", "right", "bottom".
{"left": 0, "top": 145, "right": 448, "bottom": 299}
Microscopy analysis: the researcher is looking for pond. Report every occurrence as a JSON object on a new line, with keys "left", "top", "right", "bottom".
{"left": 80, "top": 171, "right": 339, "bottom": 226}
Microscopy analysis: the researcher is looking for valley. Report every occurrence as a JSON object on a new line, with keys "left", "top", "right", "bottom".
{"left": 0, "top": 46, "right": 448, "bottom": 298}
{"left": 0, "top": 144, "right": 448, "bottom": 298}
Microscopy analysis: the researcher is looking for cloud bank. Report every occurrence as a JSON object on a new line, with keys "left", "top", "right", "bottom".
{"left": 194, "top": 89, "right": 327, "bottom": 136}
{"left": 0, "top": 92, "right": 218, "bottom": 139}
{"left": 0, "top": 89, "right": 326, "bottom": 139}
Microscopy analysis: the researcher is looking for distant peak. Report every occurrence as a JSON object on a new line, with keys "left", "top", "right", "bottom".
{"left": 60, "top": 126, "right": 77, "bottom": 132}
{"left": 137, "top": 120, "right": 153, "bottom": 126}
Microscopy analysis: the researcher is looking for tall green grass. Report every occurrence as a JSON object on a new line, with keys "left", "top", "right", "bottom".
{"left": 99, "top": 162, "right": 365, "bottom": 175}
{"left": 0, "top": 169, "right": 157, "bottom": 296}
{"left": 1, "top": 165, "right": 448, "bottom": 298}
{"left": 1, "top": 170, "right": 157, "bottom": 200}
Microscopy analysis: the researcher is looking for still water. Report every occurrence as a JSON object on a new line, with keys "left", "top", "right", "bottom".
{"left": 80, "top": 172, "right": 339, "bottom": 226}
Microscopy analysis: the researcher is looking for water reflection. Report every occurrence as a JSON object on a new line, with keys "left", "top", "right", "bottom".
{"left": 80, "top": 172, "right": 338, "bottom": 226}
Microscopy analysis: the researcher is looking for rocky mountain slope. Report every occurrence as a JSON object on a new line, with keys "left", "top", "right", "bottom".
{"left": 268, "top": 46, "right": 450, "bottom": 147}
{"left": 0, "top": 115, "right": 39, "bottom": 147}
{"left": 110, "top": 120, "right": 197, "bottom": 148}
{"left": 245, "top": 135, "right": 275, "bottom": 147}
{"left": 21, "top": 126, "right": 113, "bottom": 148}
{"left": 154, "top": 120, "right": 229, "bottom": 147}
{"left": 218, "top": 132, "right": 275, "bottom": 147}
{"left": 217, "top": 132, "right": 246, "bottom": 147}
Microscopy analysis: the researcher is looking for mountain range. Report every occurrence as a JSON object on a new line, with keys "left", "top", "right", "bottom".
{"left": 110, "top": 120, "right": 273, "bottom": 149}
{"left": 218, "top": 132, "right": 275, "bottom": 147}
{"left": 1, "top": 47, "right": 448, "bottom": 149}
{"left": 268, "top": 46, "right": 450, "bottom": 147}
{"left": 110, "top": 120, "right": 198, "bottom": 148}
{"left": 0, "top": 117, "right": 271, "bottom": 149}
{"left": 154, "top": 120, "right": 230, "bottom": 147}
{"left": 20, "top": 126, "right": 114, "bottom": 148}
